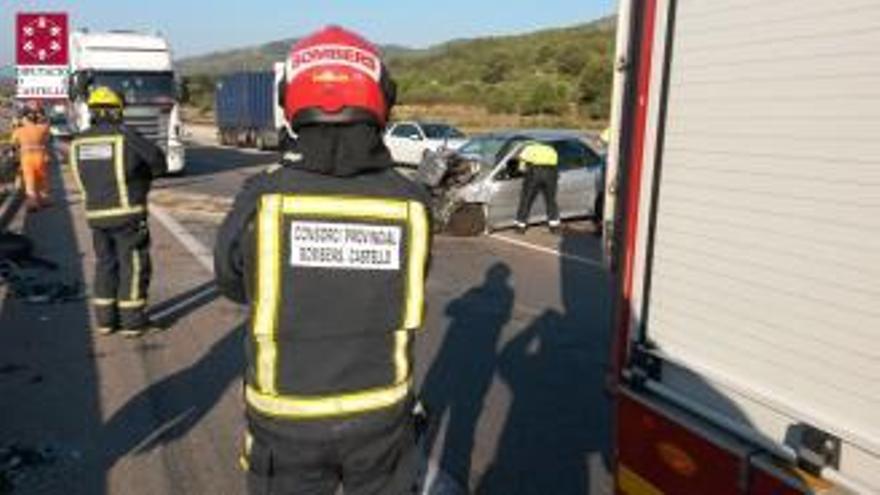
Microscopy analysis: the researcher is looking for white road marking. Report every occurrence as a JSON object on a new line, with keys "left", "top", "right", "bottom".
{"left": 150, "top": 203, "right": 215, "bottom": 274}
{"left": 488, "top": 233, "right": 605, "bottom": 270}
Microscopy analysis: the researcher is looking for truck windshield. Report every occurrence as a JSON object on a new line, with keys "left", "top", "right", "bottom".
{"left": 90, "top": 71, "right": 175, "bottom": 104}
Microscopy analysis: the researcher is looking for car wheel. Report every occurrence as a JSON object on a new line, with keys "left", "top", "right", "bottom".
{"left": 592, "top": 194, "right": 604, "bottom": 235}
{"left": 446, "top": 203, "right": 486, "bottom": 237}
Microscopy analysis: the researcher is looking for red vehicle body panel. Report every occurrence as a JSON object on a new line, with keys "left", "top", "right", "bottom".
{"left": 610, "top": 2, "right": 818, "bottom": 494}
{"left": 616, "top": 392, "right": 746, "bottom": 495}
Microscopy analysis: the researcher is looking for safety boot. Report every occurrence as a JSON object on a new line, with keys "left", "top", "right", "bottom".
{"left": 94, "top": 326, "right": 117, "bottom": 336}
{"left": 119, "top": 322, "right": 163, "bottom": 339}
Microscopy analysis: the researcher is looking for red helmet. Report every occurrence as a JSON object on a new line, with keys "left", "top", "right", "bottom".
{"left": 283, "top": 26, "right": 396, "bottom": 128}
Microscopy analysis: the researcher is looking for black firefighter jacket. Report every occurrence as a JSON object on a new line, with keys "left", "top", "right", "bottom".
{"left": 70, "top": 122, "right": 166, "bottom": 228}
{"left": 214, "top": 124, "right": 432, "bottom": 421}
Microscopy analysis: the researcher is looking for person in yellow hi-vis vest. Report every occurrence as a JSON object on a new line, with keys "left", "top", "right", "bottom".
{"left": 69, "top": 87, "right": 167, "bottom": 337}
{"left": 515, "top": 142, "right": 561, "bottom": 234}
{"left": 215, "top": 27, "right": 432, "bottom": 494}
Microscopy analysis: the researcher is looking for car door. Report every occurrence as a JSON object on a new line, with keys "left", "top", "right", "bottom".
{"left": 385, "top": 123, "right": 424, "bottom": 165}
{"left": 552, "top": 139, "right": 603, "bottom": 218}
{"left": 485, "top": 141, "right": 547, "bottom": 228}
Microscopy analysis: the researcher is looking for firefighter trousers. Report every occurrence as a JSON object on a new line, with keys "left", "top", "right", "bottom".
{"left": 91, "top": 220, "right": 152, "bottom": 330}
{"left": 516, "top": 166, "right": 560, "bottom": 225}
{"left": 244, "top": 404, "right": 420, "bottom": 495}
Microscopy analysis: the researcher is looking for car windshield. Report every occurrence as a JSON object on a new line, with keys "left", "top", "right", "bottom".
{"left": 48, "top": 113, "right": 67, "bottom": 125}
{"left": 90, "top": 71, "right": 175, "bottom": 104}
{"left": 457, "top": 135, "right": 513, "bottom": 164}
{"left": 421, "top": 124, "right": 465, "bottom": 140}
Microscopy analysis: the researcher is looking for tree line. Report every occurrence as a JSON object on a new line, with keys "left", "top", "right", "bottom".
{"left": 183, "top": 20, "right": 616, "bottom": 122}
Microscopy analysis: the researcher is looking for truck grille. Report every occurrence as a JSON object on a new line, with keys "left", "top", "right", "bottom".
{"left": 123, "top": 106, "right": 170, "bottom": 151}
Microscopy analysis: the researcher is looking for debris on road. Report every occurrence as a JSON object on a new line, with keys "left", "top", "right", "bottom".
{"left": 0, "top": 232, "right": 84, "bottom": 305}
{"left": 0, "top": 442, "right": 83, "bottom": 495}
{"left": 150, "top": 189, "right": 233, "bottom": 217}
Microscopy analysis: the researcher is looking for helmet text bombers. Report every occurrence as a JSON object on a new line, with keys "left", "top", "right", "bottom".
{"left": 283, "top": 26, "right": 397, "bottom": 128}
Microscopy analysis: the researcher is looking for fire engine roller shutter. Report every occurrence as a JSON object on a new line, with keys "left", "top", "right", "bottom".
{"left": 642, "top": 0, "right": 880, "bottom": 487}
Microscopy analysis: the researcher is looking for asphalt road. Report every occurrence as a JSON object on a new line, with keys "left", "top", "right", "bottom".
{"left": 0, "top": 135, "right": 613, "bottom": 495}
{"left": 156, "top": 137, "right": 615, "bottom": 494}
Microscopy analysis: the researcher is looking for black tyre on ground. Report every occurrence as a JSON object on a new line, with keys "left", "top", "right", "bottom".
{"left": 445, "top": 204, "right": 486, "bottom": 237}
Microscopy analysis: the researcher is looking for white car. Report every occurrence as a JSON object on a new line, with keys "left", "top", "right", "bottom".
{"left": 384, "top": 121, "right": 467, "bottom": 166}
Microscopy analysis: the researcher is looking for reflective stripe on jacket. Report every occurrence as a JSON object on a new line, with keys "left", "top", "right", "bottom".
{"left": 70, "top": 123, "right": 167, "bottom": 228}
{"left": 215, "top": 160, "right": 433, "bottom": 420}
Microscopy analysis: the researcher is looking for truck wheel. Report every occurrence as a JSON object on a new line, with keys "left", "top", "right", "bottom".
{"left": 446, "top": 204, "right": 486, "bottom": 237}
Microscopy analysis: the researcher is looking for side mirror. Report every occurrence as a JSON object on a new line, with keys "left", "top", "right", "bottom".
{"left": 176, "top": 79, "right": 190, "bottom": 104}
{"left": 70, "top": 71, "right": 93, "bottom": 100}
{"left": 69, "top": 74, "right": 83, "bottom": 99}
{"left": 67, "top": 75, "right": 78, "bottom": 99}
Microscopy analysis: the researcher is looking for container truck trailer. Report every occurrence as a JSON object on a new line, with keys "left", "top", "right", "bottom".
{"left": 606, "top": 1, "right": 879, "bottom": 494}
{"left": 214, "top": 63, "right": 291, "bottom": 150}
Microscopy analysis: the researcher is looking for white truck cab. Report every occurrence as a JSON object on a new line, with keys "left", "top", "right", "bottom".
{"left": 68, "top": 30, "right": 186, "bottom": 174}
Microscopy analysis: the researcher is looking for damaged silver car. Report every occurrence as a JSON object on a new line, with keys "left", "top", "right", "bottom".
{"left": 417, "top": 130, "right": 605, "bottom": 235}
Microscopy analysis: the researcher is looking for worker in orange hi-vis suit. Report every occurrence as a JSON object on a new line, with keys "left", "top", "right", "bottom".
{"left": 11, "top": 104, "right": 52, "bottom": 211}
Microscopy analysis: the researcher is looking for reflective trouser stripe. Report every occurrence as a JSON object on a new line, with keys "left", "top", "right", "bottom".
{"left": 85, "top": 205, "right": 146, "bottom": 220}
{"left": 245, "top": 380, "right": 411, "bottom": 419}
{"left": 130, "top": 247, "right": 141, "bottom": 302}
{"left": 238, "top": 431, "right": 253, "bottom": 471}
{"left": 118, "top": 299, "right": 147, "bottom": 309}
{"left": 92, "top": 298, "right": 116, "bottom": 306}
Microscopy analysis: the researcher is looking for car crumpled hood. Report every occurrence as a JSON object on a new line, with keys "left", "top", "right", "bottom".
{"left": 417, "top": 149, "right": 488, "bottom": 191}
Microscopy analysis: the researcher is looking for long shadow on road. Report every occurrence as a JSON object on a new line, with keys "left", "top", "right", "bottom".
{"left": 100, "top": 325, "right": 244, "bottom": 470}
{"left": 0, "top": 163, "right": 105, "bottom": 494}
{"left": 421, "top": 263, "right": 514, "bottom": 485}
{"left": 423, "top": 226, "right": 612, "bottom": 494}
{"left": 476, "top": 228, "right": 612, "bottom": 494}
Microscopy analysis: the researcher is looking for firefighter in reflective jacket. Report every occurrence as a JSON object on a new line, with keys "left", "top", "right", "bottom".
{"left": 215, "top": 26, "right": 432, "bottom": 494}
{"left": 514, "top": 142, "right": 561, "bottom": 234}
{"left": 70, "top": 87, "right": 167, "bottom": 337}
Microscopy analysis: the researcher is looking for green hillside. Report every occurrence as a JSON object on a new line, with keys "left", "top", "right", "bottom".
{"left": 178, "top": 41, "right": 425, "bottom": 75}
{"left": 180, "top": 16, "right": 616, "bottom": 122}
{"left": 390, "top": 19, "right": 615, "bottom": 119}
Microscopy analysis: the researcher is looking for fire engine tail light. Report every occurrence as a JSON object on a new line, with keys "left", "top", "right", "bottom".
{"left": 656, "top": 442, "right": 699, "bottom": 478}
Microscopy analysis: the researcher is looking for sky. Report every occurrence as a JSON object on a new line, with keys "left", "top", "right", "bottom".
{"left": 1, "top": 0, "right": 615, "bottom": 66}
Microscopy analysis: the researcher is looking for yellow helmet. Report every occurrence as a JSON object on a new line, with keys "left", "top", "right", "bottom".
{"left": 518, "top": 142, "right": 558, "bottom": 166}
{"left": 87, "top": 86, "right": 123, "bottom": 108}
